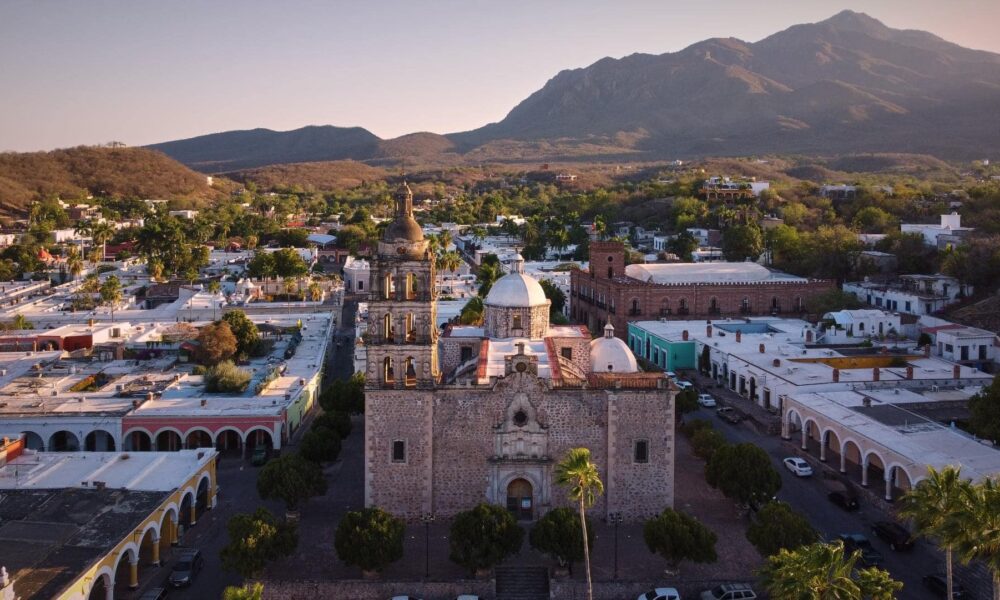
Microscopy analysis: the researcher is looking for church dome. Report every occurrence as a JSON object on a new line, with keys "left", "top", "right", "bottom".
{"left": 589, "top": 323, "right": 639, "bottom": 373}
{"left": 485, "top": 273, "right": 548, "bottom": 308}
{"left": 384, "top": 216, "right": 424, "bottom": 242}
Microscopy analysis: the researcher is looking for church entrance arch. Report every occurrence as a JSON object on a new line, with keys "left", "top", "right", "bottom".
{"left": 506, "top": 478, "right": 533, "bottom": 521}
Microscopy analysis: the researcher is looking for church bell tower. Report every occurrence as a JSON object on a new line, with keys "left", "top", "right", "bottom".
{"left": 365, "top": 182, "right": 439, "bottom": 390}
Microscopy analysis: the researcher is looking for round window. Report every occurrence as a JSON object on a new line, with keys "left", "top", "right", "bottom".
{"left": 515, "top": 361, "right": 528, "bottom": 373}
{"left": 607, "top": 255, "right": 614, "bottom": 262}
{"left": 513, "top": 410, "right": 528, "bottom": 427}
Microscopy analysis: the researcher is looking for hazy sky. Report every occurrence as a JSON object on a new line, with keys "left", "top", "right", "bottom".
{"left": 2, "top": 0, "right": 998, "bottom": 152}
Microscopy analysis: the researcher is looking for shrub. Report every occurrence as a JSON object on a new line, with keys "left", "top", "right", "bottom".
{"left": 680, "top": 418, "right": 713, "bottom": 437}
{"left": 450, "top": 503, "right": 524, "bottom": 574}
{"left": 257, "top": 453, "right": 327, "bottom": 511}
{"left": 746, "top": 501, "right": 818, "bottom": 556}
{"left": 529, "top": 507, "right": 593, "bottom": 573}
{"left": 706, "top": 443, "right": 782, "bottom": 506}
{"left": 219, "top": 508, "right": 298, "bottom": 578}
{"left": 334, "top": 507, "right": 405, "bottom": 573}
{"left": 203, "top": 360, "right": 252, "bottom": 393}
{"left": 643, "top": 508, "right": 718, "bottom": 570}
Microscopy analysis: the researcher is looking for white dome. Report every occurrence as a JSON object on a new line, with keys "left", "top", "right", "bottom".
{"left": 485, "top": 273, "right": 549, "bottom": 308}
{"left": 589, "top": 324, "right": 639, "bottom": 373}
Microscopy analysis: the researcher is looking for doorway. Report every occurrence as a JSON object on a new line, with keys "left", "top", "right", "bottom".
{"left": 506, "top": 478, "right": 533, "bottom": 520}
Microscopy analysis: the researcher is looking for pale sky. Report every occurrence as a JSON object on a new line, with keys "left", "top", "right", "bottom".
{"left": 1, "top": 0, "right": 998, "bottom": 152}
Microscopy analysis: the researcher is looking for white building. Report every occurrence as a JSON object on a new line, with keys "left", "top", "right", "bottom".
{"left": 901, "top": 213, "right": 974, "bottom": 248}
{"left": 168, "top": 210, "right": 199, "bottom": 220}
{"left": 343, "top": 256, "right": 371, "bottom": 294}
{"left": 843, "top": 274, "right": 970, "bottom": 316}
{"left": 820, "top": 310, "right": 903, "bottom": 344}
{"left": 921, "top": 322, "right": 998, "bottom": 371}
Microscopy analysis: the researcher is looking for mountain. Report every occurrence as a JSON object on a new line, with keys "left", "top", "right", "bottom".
{"left": 147, "top": 126, "right": 383, "bottom": 171}
{"left": 148, "top": 11, "right": 1000, "bottom": 168}
{"left": 0, "top": 146, "right": 226, "bottom": 217}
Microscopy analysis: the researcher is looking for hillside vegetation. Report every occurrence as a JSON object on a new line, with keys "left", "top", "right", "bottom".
{"left": 0, "top": 146, "right": 227, "bottom": 217}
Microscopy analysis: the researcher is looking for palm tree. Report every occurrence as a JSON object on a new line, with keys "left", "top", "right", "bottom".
{"left": 66, "top": 247, "right": 84, "bottom": 280}
{"left": 246, "top": 234, "right": 258, "bottom": 251}
{"left": 99, "top": 275, "right": 123, "bottom": 322}
{"left": 555, "top": 448, "right": 603, "bottom": 600}
{"left": 90, "top": 221, "right": 115, "bottom": 262}
{"left": 900, "top": 466, "right": 971, "bottom": 600}
{"left": 308, "top": 282, "right": 322, "bottom": 302}
{"left": 954, "top": 478, "right": 1000, "bottom": 600}
{"left": 12, "top": 313, "right": 33, "bottom": 330}
{"left": 437, "top": 251, "right": 462, "bottom": 274}
{"left": 148, "top": 259, "right": 164, "bottom": 283}
{"left": 760, "top": 541, "right": 901, "bottom": 599}
{"left": 438, "top": 229, "right": 453, "bottom": 252}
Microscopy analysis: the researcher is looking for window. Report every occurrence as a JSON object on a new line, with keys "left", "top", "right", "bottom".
{"left": 512, "top": 314, "right": 523, "bottom": 330}
{"left": 405, "top": 313, "right": 416, "bottom": 342}
{"left": 905, "top": 301, "right": 911, "bottom": 312}
{"left": 634, "top": 440, "right": 649, "bottom": 463}
{"left": 607, "top": 266, "right": 614, "bottom": 279}
{"left": 392, "top": 440, "right": 406, "bottom": 462}
{"left": 460, "top": 346, "right": 473, "bottom": 362}
{"left": 383, "top": 314, "right": 394, "bottom": 340}
{"left": 945, "top": 344, "right": 954, "bottom": 352}
{"left": 382, "top": 357, "right": 394, "bottom": 385}
{"left": 357, "top": 280, "right": 364, "bottom": 291}
{"left": 561, "top": 347, "right": 573, "bottom": 360}
{"left": 406, "top": 273, "right": 417, "bottom": 300}
{"left": 404, "top": 356, "right": 417, "bottom": 387}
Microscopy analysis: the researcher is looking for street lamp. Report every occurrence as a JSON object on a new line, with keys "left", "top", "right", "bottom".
{"left": 607, "top": 511, "right": 623, "bottom": 580}
{"left": 421, "top": 512, "right": 435, "bottom": 579}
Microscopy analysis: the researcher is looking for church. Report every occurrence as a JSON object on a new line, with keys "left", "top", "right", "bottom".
{"left": 363, "top": 183, "right": 676, "bottom": 522}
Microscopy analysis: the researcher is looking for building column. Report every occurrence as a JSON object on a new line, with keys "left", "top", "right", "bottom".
{"left": 128, "top": 559, "right": 139, "bottom": 589}
{"left": 170, "top": 516, "right": 179, "bottom": 545}
{"left": 151, "top": 535, "right": 161, "bottom": 566}
{"left": 800, "top": 427, "right": 808, "bottom": 451}
{"left": 781, "top": 417, "right": 790, "bottom": 440}
{"left": 189, "top": 504, "right": 197, "bottom": 527}
{"left": 819, "top": 438, "right": 827, "bottom": 462}
{"left": 861, "top": 463, "right": 869, "bottom": 487}
{"left": 884, "top": 475, "right": 893, "bottom": 502}
{"left": 839, "top": 451, "right": 847, "bottom": 474}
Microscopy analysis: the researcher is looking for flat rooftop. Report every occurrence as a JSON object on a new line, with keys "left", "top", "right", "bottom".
{"left": 0, "top": 449, "right": 213, "bottom": 599}
{"left": 625, "top": 262, "right": 806, "bottom": 284}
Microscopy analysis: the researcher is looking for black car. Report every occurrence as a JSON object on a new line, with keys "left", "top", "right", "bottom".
{"left": 827, "top": 490, "right": 860, "bottom": 511}
{"left": 871, "top": 521, "right": 914, "bottom": 551}
{"left": 922, "top": 574, "right": 966, "bottom": 599}
{"left": 838, "top": 533, "right": 884, "bottom": 567}
{"left": 169, "top": 549, "right": 204, "bottom": 587}
{"left": 716, "top": 406, "right": 742, "bottom": 424}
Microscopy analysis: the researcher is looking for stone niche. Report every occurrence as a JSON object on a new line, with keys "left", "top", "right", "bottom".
{"left": 494, "top": 392, "right": 548, "bottom": 460}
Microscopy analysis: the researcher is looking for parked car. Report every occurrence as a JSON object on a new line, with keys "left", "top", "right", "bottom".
{"left": 251, "top": 445, "right": 269, "bottom": 466}
{"left": 675, "top": 380, "right": 694, "bottom": 390}
{"left": 700, "top": 583, "right": 756, "bottom": 600}
{"left": 783, "top": 457, "right": 813, "bottom": 477}
{"left": 664, "top": 371, "right": 677, "bottom": 379}
{"left": 716, "top": 406, "right": 742, "bottom": 424}
{"left": 697, "top": 393, "right": 717, "bottom": 407}
{"left": 638, "top": 588, "right": 680, "bottom": 600}
{"left": 168, "top": 549, "right": 204, "bottom": 587}
{"left": 455, "top": 596, "right": 480, "bottom": 600}
{"left": 391, "top": 597, "right": 423, "bottom": 600}
{"left": 138, "top": 588, "right": 168, "bottom": 600}
{"left": 871, "top": 521, "right": 914, "bottom": 551}
{"left": 837, "top": 533, "right": 884, "bottom": 567}
{"left": 922, "top": 573, "right": 966, "bottom": 598}
{"left": 827, "top": 490, "right": 860, "bottom": 511}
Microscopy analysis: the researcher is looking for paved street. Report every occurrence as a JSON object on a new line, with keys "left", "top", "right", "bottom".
{"left": 686, "top": 397, "right": 945, "bottom": 600}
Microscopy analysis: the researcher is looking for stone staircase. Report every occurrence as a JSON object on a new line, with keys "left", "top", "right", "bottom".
{"left": 495, "top": 566, "right": 550, "bottom": 600}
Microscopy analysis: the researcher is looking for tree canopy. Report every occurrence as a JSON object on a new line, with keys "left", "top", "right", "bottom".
{"left": 334, "top": 507, "right": 405, "bottom": 573}
{"left": 705, "top": 442, "right": 782, "bottom": 506}
{"left": 746, "top": 501, "right": 818, "bottom": 557}
{"left": 219, "top": 508, "right": 298, "bottom": 579}
{"left": 256, "top": 453, "right": 327, "bottom": 511}
{"left": 449, "top": 503, "right": 525, "bottom": 574}
{"left": 643, "top": 508, "right": 718, "bottom": 570}
{"left": 529, "top": 507, "right": 593, "bottom": 573}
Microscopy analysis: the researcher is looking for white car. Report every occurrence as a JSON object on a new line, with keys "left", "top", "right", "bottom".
{"left": 664, "top": 371, "right": 677, "bottom": 379}
{"left": 674, "top": 380, "right": 694, "bottom": 390}
{"left": 638, "top": 588, "right": 681, "bottom": 600}
{"left": 697, "top": 393, "right": 717, "bottom": 407}
{"left": 783, "top": 457, "right": 813, "bottom": 477}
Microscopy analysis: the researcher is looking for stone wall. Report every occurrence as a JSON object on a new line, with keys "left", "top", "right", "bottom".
{"left": 440, "top": 335, "right": 481, "bottom": 376}
{"left": 483, "top": 303, "right": 550, "bottom": 339}
{"left": 262, "top": 579, "right": 494, "bottom": 600}
{"left": 365, "top": 370, "right": 674, "bottom": 522}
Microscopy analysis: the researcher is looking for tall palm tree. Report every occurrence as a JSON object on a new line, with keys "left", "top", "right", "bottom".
{"left": 437, "top": 251, "right": 462, "bottom": 274}
{"left": 555, "top": 447, "right": 603, "bottom": 600}
{"left": 954, "top": 478, "right": 1000, "bottom": 600}
{"left": 760, "top": 541, "right": 901, "bottom": 599}
{"left": 308, "top": 282, "right": 322, "bottom": 302}
{"left": 900, "top": 466, "right": 971, "bottom": 600}
{"left": 99, "top": 275, "right": 123, "bottom": 322}
{"left": 90, "top": 221, "right": 115, "bottom": 262}
{"left": 66, "top": 247, "right": 84, "bottom": 280}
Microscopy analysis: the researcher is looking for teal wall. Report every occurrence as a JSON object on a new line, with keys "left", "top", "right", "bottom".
{"left": 627, "top": 323, "right": 696, "bottom": 372}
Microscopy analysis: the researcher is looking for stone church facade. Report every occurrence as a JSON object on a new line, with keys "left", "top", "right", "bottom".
{"left": 365, "top": 185, "right": 675, "bottom": 523}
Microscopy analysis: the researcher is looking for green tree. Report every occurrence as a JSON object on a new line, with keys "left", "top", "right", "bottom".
{"left": 529, "top": 507, "right": 594, "bottom": 574}
{"left": 99, "top": 275, "right": 123, "bottom": 322}
{"left": 272, "top": 247, "right": 310, "bottom": 278}
{"left": 256, "top": 453, "right": 327, "bottom": 512}
{"left": 746, "top": 501, "right": 818, "bottom": 557}
{"left": 334, "top": 507, "right": 405, "bottom": 574}
{"left": 203, "top": 360, "right": 252, "bottom": 393}
{"left": 675, "top": 388, "right": 699, "bottom": 414}
{"left": 539, "top": 278, "right": 566, "bottom": 319}
{"left": 721, "top": 224, "right": 764, "bottom": 262}
{"left": 222, "top": 310, "right": 261, "bottom": 358}
{"left": 247, "top": 251, "right": 276, "bottom": 279}
{"left": 760, "top": 542, "right": 902, "bottom": 600}
{"left": 805, "top": 289, "right": 862, "bottom": 316}
{"left": 11, "top": 314, "right": 33, "bottom": 331}
{"left": 667, "top": 231, "right": 698, "bottom": 262}
{"left": 477, "top": 259, "right": 502, "bottom": 297}
{"left": 852, "top": 206, "right": 897, "bottom": 233}
{"left": 219, "top": 508, "right": 298, "bottom": 578}
{"left": 954, "top": 477, "right": 1000, "bottom": 600}
{"left": 313, "top": 411, "right": 352, "bottom": 439}
{"left": 969, "top": 375, "right": 1000, "bottom": 442}
{"left": 449, "top": 503, "right": 525, "bottom": 575}
{"left": 690, "top": 428, "right": 727, "bottom": 461}
{"left": 643, "top": 508, "right": 718, "bottom": 572}
{"left": 705, "top": 443, "right": 782, "bottom": 506}
{"left": 300, "top": 427, "right": 342, "bottom": 463}
{"left": 437, "top": 250, "right": 463, "bottom": 274}
{"left": 222, "top": 583, "right": 264, "bottom": 600}
{"left": 196, "top": 321, "right": 237, "bottom": 366}
{"left": 555, "top": 447, "right": 603, "bottom": 600}
{"left": 900, "top": 466, "right": 972, "bottom": 600}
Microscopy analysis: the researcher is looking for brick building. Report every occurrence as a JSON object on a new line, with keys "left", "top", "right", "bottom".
{"left": 364, "top": 186, "right": 675, "bottom": 523}
{"left": 571, "top": 241, "right": 835, "bottom": 336}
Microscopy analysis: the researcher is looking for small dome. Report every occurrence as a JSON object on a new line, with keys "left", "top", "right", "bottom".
{"left": 485, "top": 273, "right": 548, "bottom": 308}
{"left": 383, "top": 216, "right": 424, "bottom": 242}
{"left": 589, "top": 323, "right": 638, "bottom": 373}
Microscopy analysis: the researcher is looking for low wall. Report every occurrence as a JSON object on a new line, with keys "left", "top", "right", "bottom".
{"left": 551, "top": 579, "right": 743, "bottom": 600}
{"left": 262, "top": 579, "right": 494, "bottom": 600}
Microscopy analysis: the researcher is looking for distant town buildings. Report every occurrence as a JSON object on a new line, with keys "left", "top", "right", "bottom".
{"left": 901, "top": 212, "right": 975, "bottom": 250}
{"left": 843, "top": 274, "right": 970, "bottom": 316}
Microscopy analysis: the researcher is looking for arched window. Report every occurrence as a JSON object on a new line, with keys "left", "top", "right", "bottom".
{"left": 741, "top": 297, "right": 751, "bottom": 314}
{"left": 405, "top": 313, "right": 416, "bottom": 342}
{"left": 678, "top": 298, "right": 688, "bottom": 315}
{"left": 607, "top": 266, "right": 614, "bottom": 279}
{"left": 383, "top": 313, "right": 395, "bottom": 341}
{"left": 709, "top": 297, "right": 719, "bottom": 314}
{"left": 630, "top": 298, "right": 640, "bottom": 316}
{"left": 771, "top": 296, "right": 780, "bottom": 314}
{"left": 404, "top": 357, "right": 417, "bottom": 387}
{"left": 512, "top": 314, "right": 523, "bottom": 330}
{"left": 645, "top": 337, "right": 651, "bottom": 359}
{"left": 383, "top": 274, "right": 395, "bottom": 300}
{"left": 660, "top": 298, "right": 670, "bottom": 316}
{"left": 383, "top": 357, "right": 394, "bottom": 386}
{"left": 795, "top": 296, "right": 803, "bottom": 311}
{"left": 405, "top": 273, "right": 417, "bottom": 300}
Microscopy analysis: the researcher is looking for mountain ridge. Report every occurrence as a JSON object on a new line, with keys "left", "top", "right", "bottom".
{"left": 147, "top": 10, "right": 1000, "bottom": 170}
